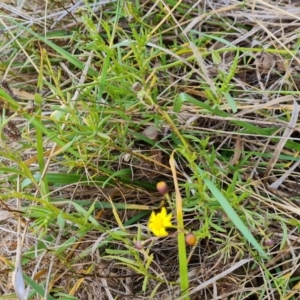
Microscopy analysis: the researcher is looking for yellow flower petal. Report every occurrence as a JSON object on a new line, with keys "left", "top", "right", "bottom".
{"left": 159, "top": 207, "right": 167, "bottom": 217}
{"left": 148, "top": 207, "right": 173, "bottom": 237}
{"left": 154, "top": 227, "right": 168, "bottom": 237}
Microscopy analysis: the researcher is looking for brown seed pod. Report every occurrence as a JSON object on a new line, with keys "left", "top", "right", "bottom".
{"left": 134, "top": 241, "right": 144, "bottom": 250}
{"left": 156, "top": 181, "right": 168, "bottom": 195}
{"left": 132, "top": 82, "right": 142, "bottom": 92}
{"left": 185, "top": 232, "right": 197, "bottom": 246}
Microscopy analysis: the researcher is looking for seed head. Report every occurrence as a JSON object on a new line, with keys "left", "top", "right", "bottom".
{"left": 156, "top": 181, "right": 168, "bottom": 195}
{"left": 185, "top": 232, "right": 197, "bottom": 246}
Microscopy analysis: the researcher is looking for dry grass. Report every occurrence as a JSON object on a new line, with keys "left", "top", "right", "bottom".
{"left": 1, "top": 0, "right": 300, "bottom": 299}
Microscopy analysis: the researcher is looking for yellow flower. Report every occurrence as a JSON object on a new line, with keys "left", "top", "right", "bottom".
{"left": 148, "top": 207, "right": 173, "bottom": 237}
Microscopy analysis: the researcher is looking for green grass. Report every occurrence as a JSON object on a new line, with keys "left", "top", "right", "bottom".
{"left": 1, "top": 0, "right": 300, "bottom": 299}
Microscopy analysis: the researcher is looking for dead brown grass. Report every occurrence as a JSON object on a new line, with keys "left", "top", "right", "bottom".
{"left": 1, "top": 0, "right": 300, "bottom": 299}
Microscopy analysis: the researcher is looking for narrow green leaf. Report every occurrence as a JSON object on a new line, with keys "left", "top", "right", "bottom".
{"left": 197, "top": 166, "right": 269, "bottom": 259}
{"left": 24, "top": 274, "right": 56, "bottom": 300}
{"left": 223, "top": 91, "right": 237, "bottom": 113}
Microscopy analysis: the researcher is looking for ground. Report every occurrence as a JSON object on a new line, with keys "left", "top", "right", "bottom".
{"left": 0, "top": 0, "right": 300, "bottom": 299}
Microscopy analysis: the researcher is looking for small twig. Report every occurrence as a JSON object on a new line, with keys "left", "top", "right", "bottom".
{"left": 12, "top": 175, "right": 27, "bottom": 300}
